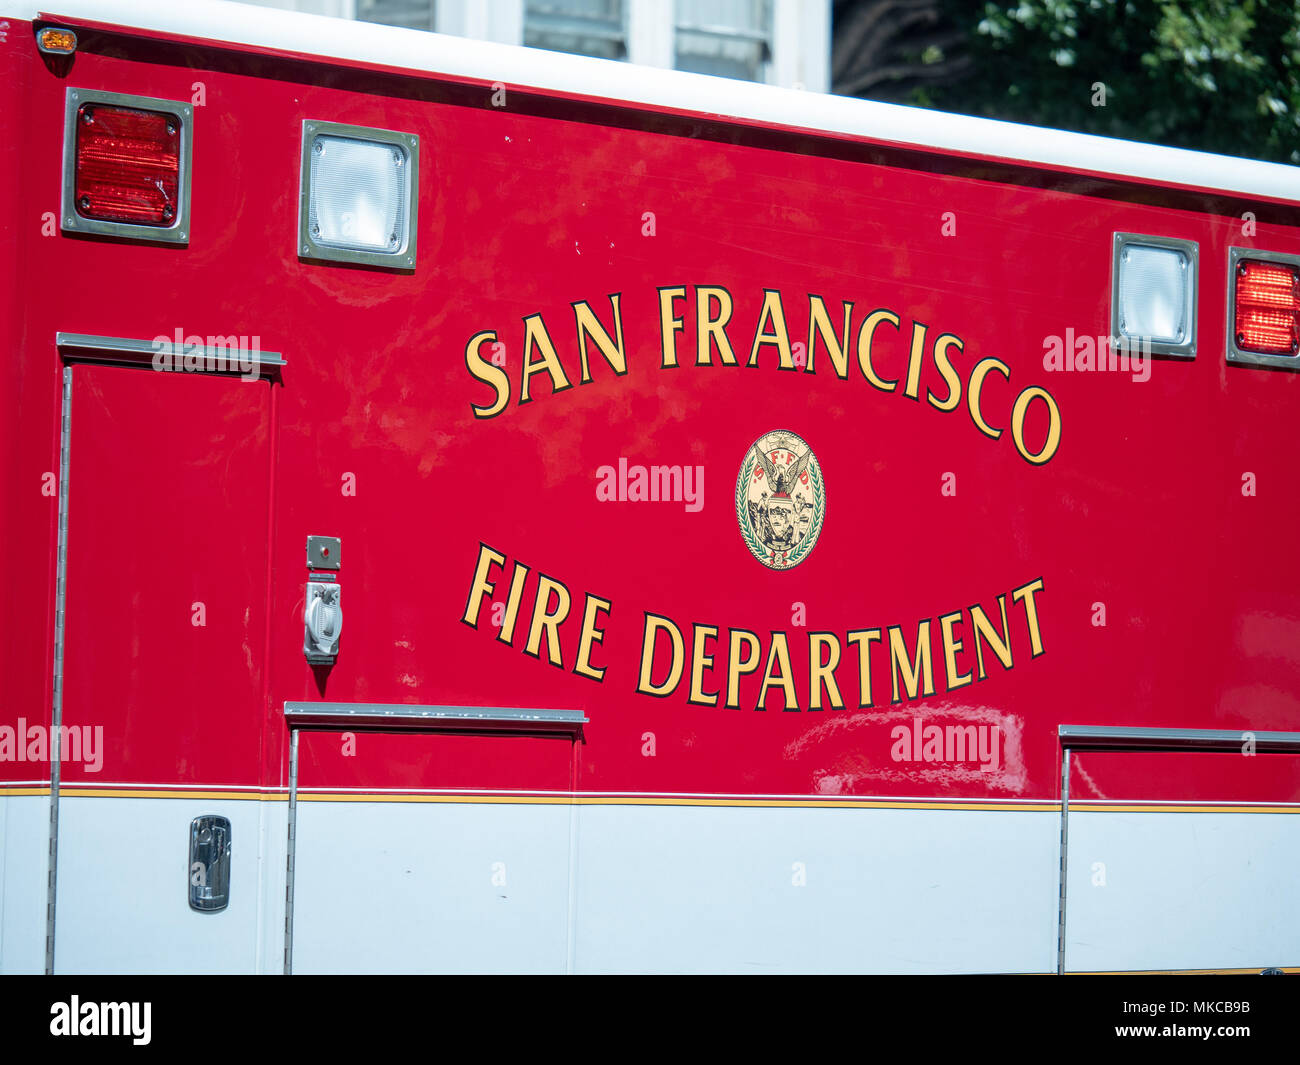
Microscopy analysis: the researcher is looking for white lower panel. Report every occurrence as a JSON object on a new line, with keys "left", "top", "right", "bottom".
{"left": 53, "top": 797, "right": 284, "bottom": 974}
{"left": 573, "top": 804, "right": 1059, "bottom": 974}
{"left": 1065, "top": 812, "right": 1300, "bottom": 972}
{"left": 292, "top": 800, "right": 573, "bottom": 974}
{"left": 292, "top": 800, "right": 1059, "bottom": 974}
{"left": 49, "top": 799, "right": 1294, "bottom": 972}
{"left": 0, "top": 795, "right": 50, "bottom": 974}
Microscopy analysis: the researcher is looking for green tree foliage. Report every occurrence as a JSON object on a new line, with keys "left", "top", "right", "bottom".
{"left": 911, "top": 0, "right": 1300, "bottom": 163}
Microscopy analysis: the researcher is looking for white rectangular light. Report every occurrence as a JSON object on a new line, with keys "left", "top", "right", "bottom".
{"left": 1111, "top": 233, "right": 1198, "bottom": 358}
{"left": 299, "top": 121, "right": 418, "bottom": 268}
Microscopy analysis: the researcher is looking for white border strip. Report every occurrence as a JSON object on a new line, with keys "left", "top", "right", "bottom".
{"left": 10, "top": 0, "right": 1299, "bottom": 202}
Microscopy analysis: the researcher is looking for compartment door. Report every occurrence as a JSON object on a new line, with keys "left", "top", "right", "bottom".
{"left": 54, "top": 359, "right": 273, "bottom": 973}
{"left": 291, "top": 729, "right": 575, "bottom": 974}
{"left": 1063, "top": 748, "right": 1300, "bottom": 973}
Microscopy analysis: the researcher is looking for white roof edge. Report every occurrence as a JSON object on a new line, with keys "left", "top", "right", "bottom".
{"left": 11, "top": 0, "right": 1300, "bottom": 204}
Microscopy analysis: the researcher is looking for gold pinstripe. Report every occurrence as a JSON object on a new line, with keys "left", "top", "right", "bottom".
{"left": 3, "top": 785, "right": 1297, "bottom": 813}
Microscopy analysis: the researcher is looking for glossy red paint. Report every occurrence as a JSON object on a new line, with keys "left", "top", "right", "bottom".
{"left": 1070, "top": 750, "right": 1300, "bottom": 805}
{"left": 57, "top": 364, "right": 272, "bottom": 787}
{"left": 299, "top": 731, "right": 575, "bottom": 793}
{"left": 3, "top": 15, "right": 1298, "bottom": 807}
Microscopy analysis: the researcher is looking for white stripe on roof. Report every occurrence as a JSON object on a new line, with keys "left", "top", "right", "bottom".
{"left": 9, "top": 0, "right": 1300, "bottom": 203}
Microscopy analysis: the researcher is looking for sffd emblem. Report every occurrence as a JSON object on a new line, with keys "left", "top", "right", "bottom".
{"left": 735, "top": 429, "right": 825, "bottom": 570}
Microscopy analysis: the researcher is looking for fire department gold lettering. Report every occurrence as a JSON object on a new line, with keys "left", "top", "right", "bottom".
{"left": 463, "top": 547, "right": 1047, "bottom": 712}
{"left": 634, "top": 578, "right": 1047, "bottom": 711}
{"left": 462, "top": 544, "right": 612, "bottom": 681}
{"left": 467, "top": 548, "right": 1045, "bottom": 707}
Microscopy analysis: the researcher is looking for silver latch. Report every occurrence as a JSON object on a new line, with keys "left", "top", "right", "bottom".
{"left": 305, "top": 581, "right": 342, "bottom": 664}
{"left": 189, "top": 815, "right": 232, "bottom": 912}
{"left": 305, "top": 535, "right": 342, "bottom": 664}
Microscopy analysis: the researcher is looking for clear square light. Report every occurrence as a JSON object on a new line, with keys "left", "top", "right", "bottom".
{"left": 308, "top": 135, "right": 409, "bottom": 253}
{"left": 1117, "top": 244, "right": 1189, "bottom": 343}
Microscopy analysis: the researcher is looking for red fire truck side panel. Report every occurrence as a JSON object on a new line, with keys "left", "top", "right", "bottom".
{"left": 3, "top": 5, "right": 1298, "bottom": 974}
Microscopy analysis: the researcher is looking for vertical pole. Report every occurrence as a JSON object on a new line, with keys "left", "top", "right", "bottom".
{"left": 283, "top": 727, "right": 299, "bottom": 975}
{"left": 1056, "top": 744, "right": 1071, "bottom": 975}
{"left": 565, "top": 735, "right": 581, "bottom": 975}
{"left": 45, "top": 366, "right": 73, "bottom": 975}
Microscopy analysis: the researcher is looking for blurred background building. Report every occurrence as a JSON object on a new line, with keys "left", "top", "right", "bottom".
{"left": 241, "top": 0, "right": 832, "bottom": 91}
{"left": 237, "top": 0, "right": 1299, "bottom": 164}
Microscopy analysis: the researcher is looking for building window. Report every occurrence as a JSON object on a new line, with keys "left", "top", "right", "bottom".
{"left": 524, "top": 0, "right": 628, "bottom": 60}
{"left": 357, "top": 0, "right": 436, "bottom": 32}
{"left": 675, "top": 0, "right": 772, "bottom": 82}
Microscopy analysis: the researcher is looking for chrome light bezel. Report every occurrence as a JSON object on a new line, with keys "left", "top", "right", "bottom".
{"left": 297, "top": 120, "right": 419, "bottom": 269}
{"left": 1110, "top": 232, "right": 1198, "bottom": 359}
{"left": 61, "top": 87, "right": 193, "bottom": 244}
{"left": 1226, "top": 245, "right": 1300, "bottom": 370}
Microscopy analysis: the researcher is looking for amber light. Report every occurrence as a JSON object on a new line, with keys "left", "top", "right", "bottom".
{"left": 1235, "top": 259, "right": 1300, "bottom": 356}
{"left": 36, "top": 28, "right": 78, "bottom": 54}
{"left": 74, "top": 103, "right": 180, "bottom": 226}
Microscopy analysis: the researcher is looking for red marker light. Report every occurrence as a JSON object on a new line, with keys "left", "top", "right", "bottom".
{"left": 74, "top": 103, "right": 180, "bottom": 226}
{"left": 1235, "top": 259, "right": 1300, "bottom": 356}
